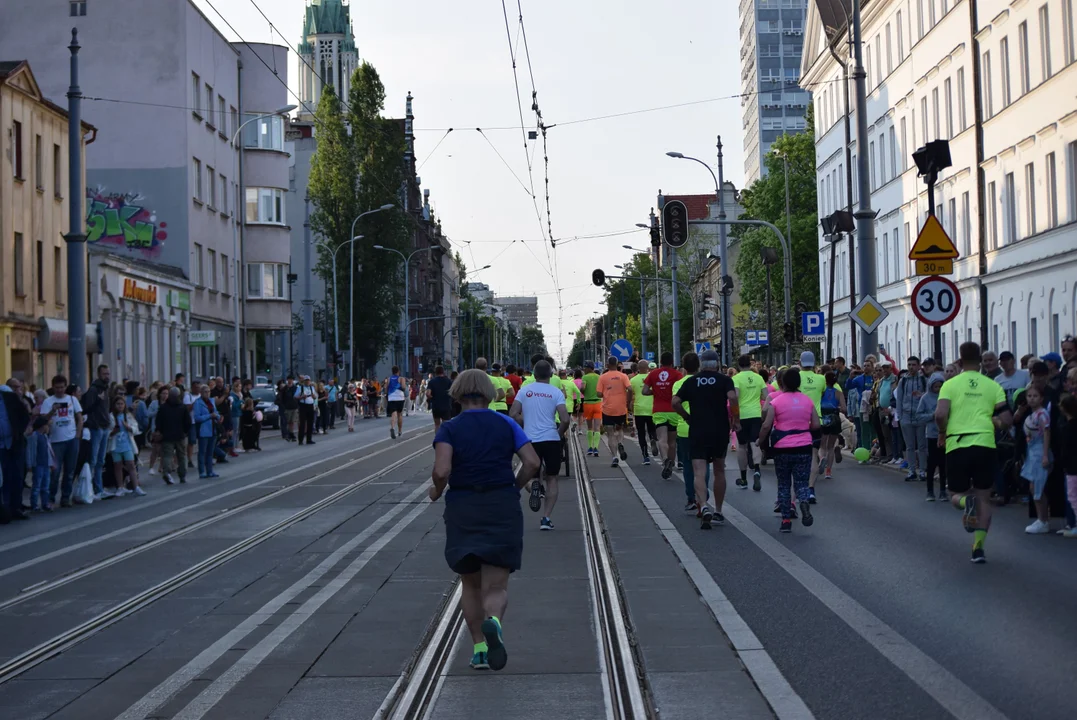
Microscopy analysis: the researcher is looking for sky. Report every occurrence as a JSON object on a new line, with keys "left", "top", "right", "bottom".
{"left": 193, "top": 0, "right": 745, "bottom": 363}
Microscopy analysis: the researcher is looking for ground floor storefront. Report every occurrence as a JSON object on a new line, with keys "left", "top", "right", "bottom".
{"left": 0, "top": 317, "right": 97, "bottom": 388}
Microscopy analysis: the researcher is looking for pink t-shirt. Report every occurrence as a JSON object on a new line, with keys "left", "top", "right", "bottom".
{"left": 770, "top": 392, "right": 813, "bottom": 448}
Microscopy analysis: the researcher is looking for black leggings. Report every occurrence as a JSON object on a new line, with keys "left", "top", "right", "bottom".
{"left": 635, "top": 415, "right": 658, "bottom": 456}
{"left": 925, "top": 441, "right": 946, "bottom": 494}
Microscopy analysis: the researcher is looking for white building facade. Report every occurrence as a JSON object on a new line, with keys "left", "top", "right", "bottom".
{"left": 802, "top": 0, "right": 1077, "bottom": 365}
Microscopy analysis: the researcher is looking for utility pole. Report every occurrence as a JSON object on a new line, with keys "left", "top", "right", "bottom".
{"left": 64, "top": 29, "right": 87, "bottom": 389}
{"left": 639, "top": 276, "right": 647, "bottom": 357}
{"left": 302, "top": 195, "right": 315, "bottom": 376}
{"left": 716, "top": 136, "right": 731, "bottom": 366}
{"left": 670, "top": 246, "right": 681, "bottom": 362}
{"left": 852, "top": 0, "right": 878, "bottom": 361}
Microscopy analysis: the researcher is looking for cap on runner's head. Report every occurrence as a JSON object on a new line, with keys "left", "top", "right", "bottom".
{"left": 491, "top": 363, "right": 502, "bottom": 372}
{"left": 584, "top": 361, "right": 595, "bottom": 370}
{"left": 800, "top": 350, "right": 816, "bottom": 368}
{"left": 700, "top": 349, "right": 719, "bottom": 365}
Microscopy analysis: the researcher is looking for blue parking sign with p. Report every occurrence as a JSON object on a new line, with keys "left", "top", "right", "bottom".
{"left": 801, "top": 311, "right": 825, "bottom": 341}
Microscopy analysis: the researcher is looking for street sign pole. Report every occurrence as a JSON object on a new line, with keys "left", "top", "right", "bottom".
{"left": 927, "top": 184, "right": 942, "bottom": 362}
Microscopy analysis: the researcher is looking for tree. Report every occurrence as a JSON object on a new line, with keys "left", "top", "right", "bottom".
{"left": 519, "top": 326, "right": 547, "bottom": 363}
{"left": 307, "top": 63, "right": 411, "bottom": 372}
{"left": 733, "top": 104, "right": 819, "bottom": 357}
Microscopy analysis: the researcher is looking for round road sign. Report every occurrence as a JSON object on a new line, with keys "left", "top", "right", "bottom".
{"left": 911, "top": 276, "right": 961, "bottom": 327}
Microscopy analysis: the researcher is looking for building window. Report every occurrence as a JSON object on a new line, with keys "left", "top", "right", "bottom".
{"left": 34, "top": 135, "right": 43, "bottom": 191}
{"left": 193, "top": 157, "right": 202, "bottom": 202}
{"left": 869, "top": 141, "right": 876, "bottom": 189}
{"left": 36, "top": 240, "right": 44, "bottom": 303}
{"left": 903, "top": 222, "right": 911, "bottom": 277}
{"left": 1011, "top": 320, "right": 1018, "bottom": 354}
{"left": 982, "top": 52, "right": 993, "bottom": 117}
{"left": 192, "top": 73, "right": 201, "bottom": 117}
{"left": 54, "top": 247, "right": 63, "bottom": 304}
{"left": 932, "top": 88, "right": 940, "bottom": 140}
{"left": 900, "top": 117, "right": 908, "bottom": 171}
{"left": 866, "top": 48, "right": 873, "bottom": 90}
{"left": 69, "top": 1, "right": 86, "bottom": 17}
{"left": 1000, "top": 38, "right": 1012, "bottom": 108}
{"left": 193, "top": 243, "right": 203, "bottom": 286}
{"left": 1040, "top": 5, "right": 1053, "bottom": 80}
{"left": 943, "top": 78, "right": 953, "bottom": 139}
{"left": 1064, "top": 0, "right": 1075, "bottom": 66}
{"left": 918, "top": 0, "right": 925, "bottom": 39}
{"left": 230, "top": 106, "right": 238, "bottom": 140}
{"left": 12, "top": 120, "right": 23, "bottom": 179}
{"left": 1030, "top": 317, "right": 1039, "bottom": 355}
{"left": 1018, "top": 22, "right": 1031, "bottom": 95}
{"left": 1069, "top": 142, "right": 1077, "bottom": 223}
{"left": 1003, "top": 172, "right": 1017, "bottom": 245}
{"left": 1024, "top": 163, "right": 1036, "bottom": 237}
{"left": 217, "top": 96, "right": 226, "bottom": 137}
{"left": 245, "top": 187, "right": 286, "bottom": 224}
{"left": 987, "top": 181, "right": 998, "bottom": 250}
{"left": 52, "top": 143, "right": 62, "bottom": 198}
{"left": 875, "top": 41, "right": 882, "bottom": 86}
{"left": 948, "top": 198, "right": 957, "bottom": 241}
{"left": 888, "top": 126, "right": 897, "bottom": 178}
{"left": 219, "top": 172, "right": 227, "bottom": 213}
{"left": 893, "top": 226, "right": 902, "bottom": 280}
{"left": 969, "top": 192, "right": 977, "bottom": 257}
{"left": 1046, "top": 152, "right": 1058, "bottom": 228}
{"left": 208, "top": 249, "right": 217, "bottom": 290}
{"left": 247, "top": 263, "right": 287, "bottom": 299}
{"left": 921, "top": 97, "right": 929, "bottom": 142}
{"left": 928, "top": 0, "right": 936, "bottom": 27}
{"left": 222, "top": 254, "right": 230, "bottom": 295}
{"left": 897, "top": 10, "right": 905, "bottom": 60}
{"left": 886, "top": 24, "right": 893, "bottom": 74}
{"left": 205, "top": 84, "right": 215, "bottom": 127}
{"left": 882, "top": 232, "right": 890, "bottom": 284}
{"left": 14, "top": 232, "right": 25, "bottom": 297}
{"left": 243, "top": 115, "right": 285, "bottom": 151}
{"left": 879, "top": 135, "right": 887, "bottom": 185}
{"left": 957, "top": 68, "right": 967, "bottom": 130}
{"left": 207, "top": 166, "right": 216, "bottom": 209}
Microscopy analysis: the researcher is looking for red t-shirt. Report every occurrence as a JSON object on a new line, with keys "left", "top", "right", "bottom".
{"left": 644, "top": 366, "right": 682, "bottom": 413}
{"left": 507, "top": 374, "right": 523, "bottom": 393}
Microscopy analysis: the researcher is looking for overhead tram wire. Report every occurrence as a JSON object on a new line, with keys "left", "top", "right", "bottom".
{"left": 418, "top": 128, "right": 453, "bottom": 170}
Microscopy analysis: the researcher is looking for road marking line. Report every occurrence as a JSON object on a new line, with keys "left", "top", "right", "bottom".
{"left": 0, "top": 429, "right": 431, "bottom": 580}
{"left": 115, "top": 481, "right": 432, "bottom": 720}
{"left": 619, "top": 463, "right": 814, "bottom": 720}
{"left": 717, "top": 502, "right": 1011, "bottom": 720}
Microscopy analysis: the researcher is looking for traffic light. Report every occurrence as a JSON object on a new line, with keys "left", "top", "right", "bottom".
{"left": 592, "top": 268, "right": 606, "bottom": 287}
{"left": 661, "top": 200, "right": 689, "bottom": 248}
{"left": 333, "top": 350, "right": 343, "bottom": 366}
{"left": 782, "top": 322, "right": 795, "bottom": 343}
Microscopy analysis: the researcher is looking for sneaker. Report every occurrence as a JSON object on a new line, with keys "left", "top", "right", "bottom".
{"left": 962, "top": 496, "right": 979, "bottom": 533}
{"left": 939, "top": 490, "right": 949, "bottom": 502}
{"left": 773, "top": 502, "right": 782, "bottom": 514}
{"left": 540, "top": 517, "right": 554, "bottom": 531}
{"left": 148, "top": 468, "right": 158, "bottom": 476}
{"left": 133, "top": 487, "right": 146, "bottom": 497}
{"left": 904, "top": 472, "right": 917, "bottom": 482}
{"left": 1062, "top": 528, "right": 1077, "bottom": 538}
{"left": 926, "top": 492, "right": 936, "bottom": 501}
{"left": 676, "top": 460, "right": 683, "bottom": 470}
{"left": 700, "top": 505, "right": 714, "bottom": 530}
{"left": 780, "top": 519, "right": 793, "bottom": 533}
{"left": 618, "top": 443, "right": 627, "bottom": 461}
{"left": 528, "top": 483, "right": 542, "bottom": 512}
{"left": 808, "top": 487, "right": 817, "bottom": 505}
{"left": 390, "top": 428, "right": 396, "bottom": 440}
{"left": 661, "top": 459, "right": 674, "bottom": 480}
{"left": 611, "top": 457, "right": 619, "bottom": 468}
{"left": 684, "top": 501, "right": 699, "bottom": 515}
{"left": 736, "top": 477, "right": 748, "bottom": 489}
{"left": 753, "top": 470, "right": 761, "bottom": 492}
{"left": 1024, "top": 519, "right": 1050, "bottom": 534}
{"left": 470, "top": 651, "right": 489, "bottom": 670}
{"left": 163, "top": 474, "right": 174, "bottom": 486}
{"left": 1057, "top": 526, "right": 1073, "bottom": 536}
{"left": 481, "top": 617, "right": 507, "bottom": 671}
{"left": 971, "top": 548, "right": 986, "bottom": 564}
{"left": 799, "top": 501, "right": 813, "bottom": 527}
{"left": 207, "top": 473, "right": 221, "bottom": 478}
{"left": 538, "top": 482, "right": 546, "bottom": 499}
{"left": 60, "top": 498, "right": 73, "bottom": 507}
{"left": 100, "top": 487, "right": 116, "bottom": 498}
{"left": 643, "top": 455, "right": 651, "bottom": 466}
{"left": 92, "top": 493, "right": 104, "bottom": 501}
{"left": 919, "top": 471, "right": 927, "bottom": 481}
{"left": 712, "top": 511, "right": 726, "bottom": 526}
{"left": 824, "top": 471, "right": 833, "bottom": 480}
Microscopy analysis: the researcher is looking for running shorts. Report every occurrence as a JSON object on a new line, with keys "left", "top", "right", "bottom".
{"left": 819, "top": 412, "right": 842, "bottom": 435}
{"left": 735, "top": 417, "right": 762, "bottom": 445}
{"left": 654, "top": 411, "right": 680, "bottom": 429}
{"left": 387, "top": 400, "right": 405, "bottom": 414}
{"left": 689, "top": 432, "right": 729, "bottom": 462}
{"left": 582, "top": 403, "right": 602, "bottom": 421}
{"left": 602, "top": 414, "right": 627, "bottom": 427}
{"left": 945, "top": 446, "right": 997, "bottom": 493}
{"left": 532, "top": 440, "right": 563, "bottom": 476}
{"left": 432, "top": 405, "right": 452, "bottom": 420}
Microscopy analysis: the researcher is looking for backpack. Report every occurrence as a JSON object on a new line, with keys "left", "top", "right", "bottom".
{"left": 822, "top": 386, "right": 840, "bottom": 412}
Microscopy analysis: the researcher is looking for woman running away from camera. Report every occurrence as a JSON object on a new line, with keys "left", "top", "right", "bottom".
{"left": 429, "top": 369, "right": 541, "bottom": 672}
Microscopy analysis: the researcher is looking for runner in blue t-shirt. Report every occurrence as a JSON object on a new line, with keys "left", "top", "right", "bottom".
{"left": 386, "top": 366, "right": 407, "bottom": 439}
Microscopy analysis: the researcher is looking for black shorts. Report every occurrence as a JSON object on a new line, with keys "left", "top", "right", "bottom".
{"left": 432, "top": 406, "right": 452, "bottom": 420}
{"left": 819, "top": 412, "right": 842, "bottom": 435}
{"left": 387, "top": 400, "right": 405, "bottom": 414}
{"left": 689, "top": 431, "right": 729, "bottom": 462}
{"left": 946, "top": 446, "right": 997, "bottom": 493}
{"left": 735, "top": 417, "right": 762, "bottom": 445}
{"left": 602, "top": 414, "right": 627, "bottom": 427}
{"left": 532, "top": 440, "right": 563, "bottom": 476}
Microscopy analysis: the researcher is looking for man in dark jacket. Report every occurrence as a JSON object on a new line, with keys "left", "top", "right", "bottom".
{"left": 1, "top": 378, "right": 32, "bottom": 521}
{"left": 156, "top": 388, "right": 191, "bottom": 484}
{"left": 81, "top": 364, "right": 112, "bottom": 495}
{"left": 277, "top": 376, "right": 298, "bottom": 441}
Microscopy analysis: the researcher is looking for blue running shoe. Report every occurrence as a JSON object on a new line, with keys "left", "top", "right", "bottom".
{"left": 482, "top": 617, "right": 507, "bottom": 671}
{"left": 470, "top": 651, "right": 489, "bottom": 670}
{"left": 540, "top": 517, "right": 554, "bottom": 531}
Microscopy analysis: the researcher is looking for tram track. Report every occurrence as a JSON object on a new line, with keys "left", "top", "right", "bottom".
{"left": 0, "top": 441, "right": 434, "bottom": 686}
{"left": 375, "top": 435, "right": 654, "bottom": 720}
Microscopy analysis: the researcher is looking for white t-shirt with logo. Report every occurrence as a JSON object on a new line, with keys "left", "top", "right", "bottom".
{"left": 40, "top": 394, "right": 83, "bottom": 444}
{"left": 515, "top": 383, "right": 566, "bottom": 443}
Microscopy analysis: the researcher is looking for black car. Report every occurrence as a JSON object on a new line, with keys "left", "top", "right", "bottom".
{"left": 251, "top": 387, "right": 280, "bottom": 429}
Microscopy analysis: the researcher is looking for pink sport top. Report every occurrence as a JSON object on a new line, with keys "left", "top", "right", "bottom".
{"left": 770, "top": 391, "right": 813, "bottom": 448}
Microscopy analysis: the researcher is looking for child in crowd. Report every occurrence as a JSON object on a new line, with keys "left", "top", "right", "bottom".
{"left": 108, "top": 395, "right": 144, "bottom": 497}
{"left": 916, "top": 373, "right": 946, "bottom": 501}
{"left": 27, "top": 416, "right": 56, "bottom": 512}
{"left": 1020, "top": 385, "right": 1052, "bottom": 534}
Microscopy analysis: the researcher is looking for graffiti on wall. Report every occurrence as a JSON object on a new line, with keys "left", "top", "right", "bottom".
{"left": 86, "top": 187, "right": 168, "bottom": 256}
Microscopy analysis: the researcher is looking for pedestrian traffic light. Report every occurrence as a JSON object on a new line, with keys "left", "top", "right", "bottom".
{"left": 782, "top": 322, "right": 795, "bottom": 343}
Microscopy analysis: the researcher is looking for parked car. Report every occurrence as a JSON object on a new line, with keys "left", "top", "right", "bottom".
{"left": 251, "top": 387, "right": 280, "bottom": 429}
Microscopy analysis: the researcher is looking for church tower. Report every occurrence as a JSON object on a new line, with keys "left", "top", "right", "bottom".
{"left": 297, "top": 0, "right": 359, "bottom": 118}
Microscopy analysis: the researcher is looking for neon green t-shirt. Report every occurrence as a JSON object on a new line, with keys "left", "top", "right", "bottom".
{"left": 581, "top": 372, "right": 601, "bottom": 404}
{"left": 799, "top": 371, "right": 825, "bottom": 415}
{"left": 939, "top": 371, "right": 1006, "bottom": 453}
{"left": 630, "top": 374, "right": 653, "bottom": 416}
{"left": 490, "top": 375, "right": 512, "bottom": 411}
{"left": 562, "top": 378, "right": 580, "bottom": 412}
{"left": 731, "top": 370, "right": 765, "bottom": 420}
{"left": 672, "top": 374, "right": 694, "bottom": 438}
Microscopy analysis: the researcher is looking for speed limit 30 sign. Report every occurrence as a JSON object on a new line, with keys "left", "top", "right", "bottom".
{"left": 911, "top": 276, "right": 961, "bottom": 326}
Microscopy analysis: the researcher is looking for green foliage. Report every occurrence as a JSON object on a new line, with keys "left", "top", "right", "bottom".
{"left": 307, "top": 62, "right": 411, "bottom": 370}
{"left": 600, "top": 250, "right": 696, "bottom": 361}
{"left": 733, "top": 107, "right": 820, "bottom": 343}
{"left": 519, "top": 326, "right": 547, "bottom": 361}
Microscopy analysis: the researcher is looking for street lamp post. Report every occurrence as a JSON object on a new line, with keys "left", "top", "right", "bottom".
{"left": 374, "top": 245, "right": 437, "bottom": 377}
{"left": 313, "top": 235, "right": 364, "bottom": 370}
{"left": 347, "top": 204, "right": 394, "bottom": 380}
{"left": 232, "top": 104, "right": 296, "bottom": 379}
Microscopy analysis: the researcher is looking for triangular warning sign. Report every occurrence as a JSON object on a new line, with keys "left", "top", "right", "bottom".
{"left": 909, "top": 215, "right": 959, "bottom": 260}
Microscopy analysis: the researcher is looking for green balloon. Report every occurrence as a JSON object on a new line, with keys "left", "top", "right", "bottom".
{"left": 854, "top": 447, "right": 870, "bottom": 462}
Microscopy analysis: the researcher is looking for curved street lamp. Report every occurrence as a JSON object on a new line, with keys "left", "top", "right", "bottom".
{"left": 347, "top": 203, "right": 395, "bottom": 379}
{"left": 374, "top": 245, "right": 438, "bottom": 375}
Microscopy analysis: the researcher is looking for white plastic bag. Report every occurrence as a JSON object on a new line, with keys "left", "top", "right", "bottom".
{"left": 73, "top": 463, "right": 94, "bottom": 505}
